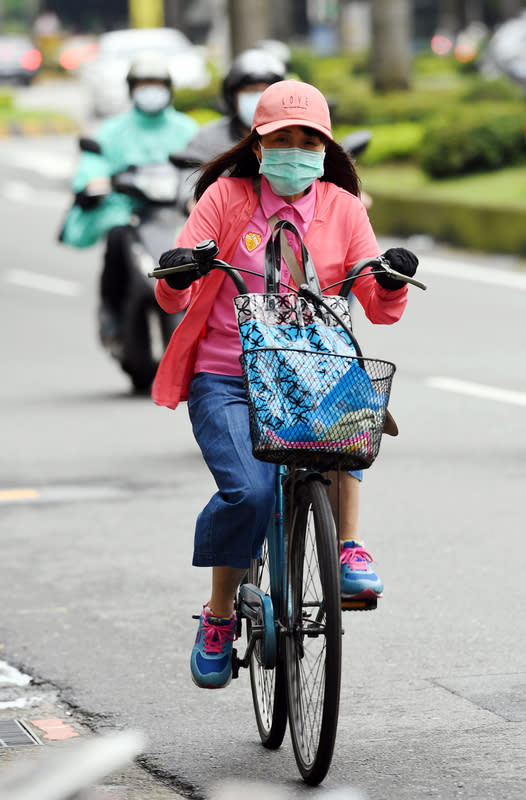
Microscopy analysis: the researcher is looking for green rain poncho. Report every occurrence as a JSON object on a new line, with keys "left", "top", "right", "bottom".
{"left": 60, "top": 105, "right": 199, "bottom": 248}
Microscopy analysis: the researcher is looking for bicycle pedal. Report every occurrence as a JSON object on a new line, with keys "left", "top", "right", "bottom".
{"left": 231, "top": 647, "right": 240, "bottom": 680}
{"left": 341, "top": 596, "right": 378, "bottom": 611}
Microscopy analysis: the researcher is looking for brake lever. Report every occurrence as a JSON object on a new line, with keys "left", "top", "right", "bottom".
{"left": 148, "top": 262, "right": 199, "bottom": 279}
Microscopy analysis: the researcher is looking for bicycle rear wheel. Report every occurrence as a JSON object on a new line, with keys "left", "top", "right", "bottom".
{"left": 248, "top": 539, "right": 288, "bottom": 749}
{"left": 285, "top": 478, "right": 342, "bottom": 785}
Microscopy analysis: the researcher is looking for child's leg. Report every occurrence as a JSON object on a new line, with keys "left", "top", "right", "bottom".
{"left": 209, "top": 566, "right": 248, "bottom": 619}
{"left": 327, "top": 471, "right": 383, "bottom": 599}
{"left": 327, "top": 470, "right": 361, "bottom": 543}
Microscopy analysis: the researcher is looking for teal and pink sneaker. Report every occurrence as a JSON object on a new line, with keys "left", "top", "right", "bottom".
{"left": 340, "top": 540, "right": 383, "bottom": 599}
{"left": 190, "top": 605, "right": 237, "bottom": 689}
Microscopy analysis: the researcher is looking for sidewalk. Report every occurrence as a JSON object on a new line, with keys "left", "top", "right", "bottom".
{"left": 0, "top": 659, "right": 182, "bottom": 799}
{"left": 0, "top": 116, "right": 78, "bottom": 138}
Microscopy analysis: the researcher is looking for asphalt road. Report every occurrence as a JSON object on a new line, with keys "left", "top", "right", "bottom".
{"left": 0, "top": 131, "right": 525, "bottom": 800}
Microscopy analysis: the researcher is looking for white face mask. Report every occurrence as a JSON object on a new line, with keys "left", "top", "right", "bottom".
{"left": 237, "top": 91, "right": 264, "bottom": 129}
{"left": 132, "top": 85, "right": 171, "bottom": 114}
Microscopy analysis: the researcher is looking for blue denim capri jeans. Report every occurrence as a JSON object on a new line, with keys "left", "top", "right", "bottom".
{"left": 187, "top": 372, "right": 362, "bottom": 570}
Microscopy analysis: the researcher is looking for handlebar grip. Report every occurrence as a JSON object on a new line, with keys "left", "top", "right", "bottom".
{"left": 384, "top": 269, "right": 427, "bottom": 291}
{"left": 148, "top": 263, "right": 197, "bottom": 278}
{"left": 192, "top": 239, "right": 219, "bottom": 264}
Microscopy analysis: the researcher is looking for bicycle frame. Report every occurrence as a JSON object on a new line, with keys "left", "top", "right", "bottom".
{"left": 233, "top": 464, "right": 286, "bottom": 676}
{"left": 234, "top": 463, "right": 335, "bottom": 677}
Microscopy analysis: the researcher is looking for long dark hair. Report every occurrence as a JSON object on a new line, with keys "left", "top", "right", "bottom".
{"left": 194, "top": 129, "right": 361, "bottom": 202}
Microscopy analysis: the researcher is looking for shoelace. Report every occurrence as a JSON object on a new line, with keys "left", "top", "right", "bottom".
{"left": 202, "top": 615, "right": 237, "bottom": 654}
{"left": 340, "top": 545, "right": 373, "bottom": 567}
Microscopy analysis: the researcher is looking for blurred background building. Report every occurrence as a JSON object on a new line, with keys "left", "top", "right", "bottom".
{"left": 1, "top": 2, "right": 525, "bottom": 48}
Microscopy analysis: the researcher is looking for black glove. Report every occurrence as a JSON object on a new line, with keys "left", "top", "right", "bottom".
{"left": 375, "top": 248, "right": 419, "bottom": 291}
{"left": 74, "top": 189, "right": 102, "bottom": 211}
{"left": 155, "top": 247, "right": 199, "bottom": 290}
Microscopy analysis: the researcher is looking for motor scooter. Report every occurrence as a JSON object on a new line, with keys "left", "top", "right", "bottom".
{"left": 340, "top": 129, "right": 373, "bottom": 208}
{"left": 79, "top": 137, "right": 186, "bottom": 392}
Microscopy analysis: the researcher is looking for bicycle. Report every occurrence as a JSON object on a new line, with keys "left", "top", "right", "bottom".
{"left": 151, "top": 241, "right": 426, "bottom": 785}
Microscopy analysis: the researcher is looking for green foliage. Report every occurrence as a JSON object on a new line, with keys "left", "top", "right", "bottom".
{"left": 0, "top": 91, "right": 14, "bottom": 110}
{"left": 460, "top": 76, "right": 525, "bottom": 103}
{"left": 412, "top": 52, "right": 461, "bottom": 76}
{"left": 358, "top": 122, "right": 423, "bottom": 165}
{"left": 288, "top": 49, "right": 316, "bottom": 84}
{"left": 186, "top": 108, "right": 222, "bottom": 126}
{"left": 332, "top": 83, "right": 464, "bottom": 125}
{"left": 173, "top": 82, "right": 221, "bottom": 114}
{"left": 419, "top": 106, "right": 526, "bottom": 177}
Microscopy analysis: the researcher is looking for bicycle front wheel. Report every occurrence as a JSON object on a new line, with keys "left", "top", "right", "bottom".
{"left": 248, "top": 539, "right": 288, "bottom": 749}
{"left": 285, "top": 478, "right": 342, "bottom": 785}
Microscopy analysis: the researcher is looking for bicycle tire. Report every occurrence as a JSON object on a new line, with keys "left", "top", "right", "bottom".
{"left": 285, "top": 478, "right": 342, "bottom": 785}
{"left": 248, "top": 539, "right": 288, "bottom": 749}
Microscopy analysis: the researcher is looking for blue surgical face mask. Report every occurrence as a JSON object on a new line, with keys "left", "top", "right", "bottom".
{"left": 259, "top": 146, "right": 326, "bottom": 196}
{"left": 237, "top": 91, "right": 263, "bottom": 129}
{"left": 132, "top": 85, "right": 171, "bottom": 114}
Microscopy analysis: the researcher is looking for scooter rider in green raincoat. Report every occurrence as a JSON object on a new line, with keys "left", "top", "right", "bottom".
{"left": 59, "top": 52, "right": 198, "bottom": 346}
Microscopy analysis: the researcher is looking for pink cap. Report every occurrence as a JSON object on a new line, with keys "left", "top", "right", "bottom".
{"left": 252, "top": 79, "right": 333, "bottom": 140}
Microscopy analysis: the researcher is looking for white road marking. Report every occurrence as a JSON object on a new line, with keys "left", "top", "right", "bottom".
{"left": 0, "top": 145, "right": 75, "bottom": 178}
{"left": 427, "top": 376, "right": 526, "bottom": 407}
{"left": 6, "top": 269, "right": 81, "bottom": 297}
{"left": 2, "top": 179, "right": 67, "bottom": 208}
{"left": 422, "top": 255, "right": 526, "bottom": 291}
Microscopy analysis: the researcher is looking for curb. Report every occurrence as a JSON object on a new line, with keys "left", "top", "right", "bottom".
{"left": 0, "top": 118, "right": 79, "bottom": 138}
{"left": 368, "top": 188, "right": 526, "bottom": 257}
{"left": 0, "top": 659, "right": 183, "bottom": 799}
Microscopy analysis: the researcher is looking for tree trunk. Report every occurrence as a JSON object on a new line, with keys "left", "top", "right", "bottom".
{"left": 436, "top": 0, "right": 463, "bottom": 34}
{"left": 371, "top": 0, "right": 412, "bottom": 92}
{"left": 164, "top": 0, "right": 193, "bottom": 30}
{"left": 227, "top": 0, "right": 272, "bottom": 56}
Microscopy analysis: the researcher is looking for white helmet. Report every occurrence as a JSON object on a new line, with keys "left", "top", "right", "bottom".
{"left": 126, "top": 52, "right": 172, "bottom": 92}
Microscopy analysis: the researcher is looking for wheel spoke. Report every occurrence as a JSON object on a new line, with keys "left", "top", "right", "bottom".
{"left": 248, "top": 540, "right": 287, "bottom": 750}
{"left": 285, "top": 480, "right": 342, "bottom": 785}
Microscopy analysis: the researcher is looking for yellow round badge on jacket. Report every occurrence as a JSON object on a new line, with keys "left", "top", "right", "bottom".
{"left": 245, "top": 232, "right": 261, "bottom": 252}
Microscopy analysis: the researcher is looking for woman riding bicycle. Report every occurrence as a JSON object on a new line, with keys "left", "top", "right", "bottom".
{"left": 152, "top": 80, "right": 419, "bottom": 690}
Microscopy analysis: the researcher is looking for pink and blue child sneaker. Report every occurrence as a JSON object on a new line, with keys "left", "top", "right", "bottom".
{"left": 190, "top": 605, "right": 237, "bottom": 689}
{"left": 340, "top": 540, "right": 384, "bottom": 599}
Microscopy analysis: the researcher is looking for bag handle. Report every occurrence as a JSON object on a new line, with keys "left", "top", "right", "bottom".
{"left": 264, "top": 219, "right": 321, "bottom": 295}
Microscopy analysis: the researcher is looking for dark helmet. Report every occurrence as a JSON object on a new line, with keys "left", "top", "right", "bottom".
{"left": 222, "top": 48, "right": 286, "bottom": 115}
{"left": 126, "top": 52, "right": 172, "bottom": 93}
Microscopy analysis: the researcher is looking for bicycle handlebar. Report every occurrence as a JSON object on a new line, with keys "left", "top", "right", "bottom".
{"left": 148, "top": 243, "right": 428, "bottom": 295}
{"left": 335, "top": 256, "right": 428, "bottom": 293}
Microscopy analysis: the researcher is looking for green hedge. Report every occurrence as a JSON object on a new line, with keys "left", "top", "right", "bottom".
{"left": 0, "top": 91, "right": 14, "bottom": 110}
{"left": 357, "top": 122, "right": 423, "bottom": 165}
{"left": 332, "top": 83, "right": 464, "bottom": 125}
{"left": 419, "top": 105, "right": 526, "bottom": 177}
{"left": 368, "top": 191, "right": 526, "bottom": 255}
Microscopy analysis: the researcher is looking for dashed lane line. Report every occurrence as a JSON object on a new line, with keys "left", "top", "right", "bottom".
{"left": 422, "top": 255, "right": 526, "bottom": 291}
{"left": 6, "top": 269, "right": 81, "bottom": 296}
{"left": 2, "top": 179, "right": 68, "bottom": 208}
{"left": 427, "top": 376, "right": 526, "bottom": 407}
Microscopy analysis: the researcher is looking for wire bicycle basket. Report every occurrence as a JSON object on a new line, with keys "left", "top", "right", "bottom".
{"left": 240, "top": 346, "right": 396, "bottom": 471}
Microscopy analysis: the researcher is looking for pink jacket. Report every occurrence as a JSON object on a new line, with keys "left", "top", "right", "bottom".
{"left": 153, "top": 177, "right": 408, "bottom": 409}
